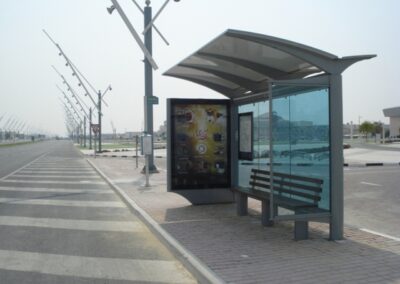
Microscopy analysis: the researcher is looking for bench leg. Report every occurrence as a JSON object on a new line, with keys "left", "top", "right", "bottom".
{"left": 261, "top": 200, "right": 274, "bottom": 226}
{"left": 294, "top": 221, "right": 309, "bottom": 240}
{"left": 235, "top": 192, "right": 248, "bottom": 216}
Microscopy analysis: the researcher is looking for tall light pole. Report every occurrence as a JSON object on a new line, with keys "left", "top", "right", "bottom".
{"left": 44, "top": 30, "right": 111, "bottom": 152}
{"left": 98, "top": 91, "right": 102, "bottom": 152}
{"left": 107, "top": 0, "right": 180, "bottom": 173}
{"left": 143, "top": 1, "right": 156, "bottom": 172}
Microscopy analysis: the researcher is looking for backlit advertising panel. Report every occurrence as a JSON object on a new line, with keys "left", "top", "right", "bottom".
{"left": 169, "top": 99, "right": 230, "bottom": 190}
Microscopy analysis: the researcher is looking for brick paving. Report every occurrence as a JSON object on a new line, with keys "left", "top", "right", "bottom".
{"left": 89, "top": 156, "right": 400, "bottom": 284}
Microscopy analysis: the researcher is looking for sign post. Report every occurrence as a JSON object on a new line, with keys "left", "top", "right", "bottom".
{"left": 91, "top": 124, "right": 100, "bottom": 158}
{"left": 141, "top": 134, "right": 152, "bottom": 187}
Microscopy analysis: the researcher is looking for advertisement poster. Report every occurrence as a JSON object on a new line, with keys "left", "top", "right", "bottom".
{"left": 239, "top": 112, "right": 253, "bottom": 160}
{"left": 171, "top": 99, "right": 230, "bottom": 190}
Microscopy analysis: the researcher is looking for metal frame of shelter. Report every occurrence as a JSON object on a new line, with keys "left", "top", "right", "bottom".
{"left": 164, "top": 30, "right": 375, "bottom": 240}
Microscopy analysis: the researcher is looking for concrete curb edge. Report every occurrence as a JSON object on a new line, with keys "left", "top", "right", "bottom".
{"left": 344, "top": 162, "right": 400, "bottom": 167}
{"left": 86, "top": 158, "right": 225, "bottom": 284}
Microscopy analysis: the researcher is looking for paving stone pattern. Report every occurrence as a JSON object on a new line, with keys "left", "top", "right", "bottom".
{"left": 91, "top": 156, "right": 400, "bottom": 284}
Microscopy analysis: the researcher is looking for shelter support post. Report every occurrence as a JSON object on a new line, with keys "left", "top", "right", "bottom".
{"left": 261, "top": 200, "right": 275, "bottom": 226}
{"left": 329, "top": 74, "right": 344, "bottom": 240}
{"left": 294, "top": 221, "right": 309, "bottom": 240}
{"left": 235, "top": 192, "right": 248, "bottom": 216}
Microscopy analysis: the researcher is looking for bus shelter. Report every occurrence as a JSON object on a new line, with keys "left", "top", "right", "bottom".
{"left": 164, "top": 30, "right": 375, "bottom": 240}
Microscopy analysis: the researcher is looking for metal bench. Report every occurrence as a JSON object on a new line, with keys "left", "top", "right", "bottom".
{"left": 234, "top": 168, "right": 324, "bottom": 240}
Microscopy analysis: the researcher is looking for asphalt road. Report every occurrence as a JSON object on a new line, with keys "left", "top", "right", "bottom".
{"left": 0, "top": 141, "right": 56, "bottom": 178}
{"left": 344, "top": 166, "right": 400, "bottom": 239}
{"left": 0, "top": 140, "right": 195, "bottom": 283}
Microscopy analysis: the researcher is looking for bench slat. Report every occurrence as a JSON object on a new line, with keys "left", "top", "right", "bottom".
{"left": 251, "top": 169, "right": 323, "bottom": 185}
{"left": 235, "top": 187, "right": 319, "bottom": 209}
{"left": 250, "top": 174, "right": 322, "bottom": 193}
{"left": 249, "top": 181, "right": 321, "bottom": 202}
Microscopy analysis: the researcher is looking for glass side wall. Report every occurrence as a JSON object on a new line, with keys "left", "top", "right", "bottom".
{"left": 238, "top": 101, "right": 269, "bottom": 187}
{"left": 271, "top": 85, "right": 330, "bottom": 217}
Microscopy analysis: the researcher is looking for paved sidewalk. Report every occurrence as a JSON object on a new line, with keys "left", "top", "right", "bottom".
{"left": 88, "top": 156, "right": 400, "bottom": 284}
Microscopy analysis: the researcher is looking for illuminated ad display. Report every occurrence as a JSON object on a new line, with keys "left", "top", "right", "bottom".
{"left": 170, "top": 99, "right": 231, "bottom": 190}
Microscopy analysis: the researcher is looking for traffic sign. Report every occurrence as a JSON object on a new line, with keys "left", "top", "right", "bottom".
{"left": 91, "top": 124, "right": 100, "bottom": 134}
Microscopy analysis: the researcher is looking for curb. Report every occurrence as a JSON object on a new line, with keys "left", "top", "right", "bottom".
{"left": 86, "top": 158, "right": 225, "bottom": 284}
{"left": 344, "top": 162, "right": 400, "bottom": 167}
{"left": 83, "top": 154, "right": 165, "bottom": 159}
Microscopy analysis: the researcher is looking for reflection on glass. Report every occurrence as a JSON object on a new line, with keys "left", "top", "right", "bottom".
{"left": 272, "top": 86, "right": 330, "bottom": 216}
{"left": 238, "top": 101, "right": 269, "bottom": 187}
{"left": 238, "top": 86, "right": 331, "bottom": 218}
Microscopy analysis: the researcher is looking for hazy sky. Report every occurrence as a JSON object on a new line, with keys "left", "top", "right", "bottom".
{"left": 0, "top": 0, "right": 399, "bottom": 135}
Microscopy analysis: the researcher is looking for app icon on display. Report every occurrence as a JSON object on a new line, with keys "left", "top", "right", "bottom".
{"left": 214, "top": 146, "right": 224, "bottom": 155}
{"left": 196, "top": 143, "right": 207, "bottom": 154}
{"left": 185, "top": 110, "right": 194, "bottom": 123}
{"left": 176, "top": 133, "right": 187, "bottom": 142}
{"left": 213, "top": 133, "right": 223, "bottom": 142}
{"left": 194, "top": 158, "right": 209, "bottom": 173}
{"left": 215, "top": 161, "right": 225, "bottom": 174}
{"left": 176, "top": 145, "right": 189, "bottom": 155}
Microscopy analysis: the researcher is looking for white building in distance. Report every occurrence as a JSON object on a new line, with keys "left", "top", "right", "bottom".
{"left": 383, "top": 106, "right": 400, "bottom": 137}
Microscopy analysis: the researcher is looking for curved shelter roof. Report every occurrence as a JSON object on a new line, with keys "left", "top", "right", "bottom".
{"left": 164, "top": 29, "right": 376, "bottom": 100}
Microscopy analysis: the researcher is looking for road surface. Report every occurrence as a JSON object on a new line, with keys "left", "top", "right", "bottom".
{"left": 0, "top": 140, "right": 195, "bottom": 283}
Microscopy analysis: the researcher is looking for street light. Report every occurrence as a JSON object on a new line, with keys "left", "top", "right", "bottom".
{"left": 108, "top": 0, "right": 180, "bottom": 173}
{"left": 44, "top": 30, "right": 112, "bottom": 152}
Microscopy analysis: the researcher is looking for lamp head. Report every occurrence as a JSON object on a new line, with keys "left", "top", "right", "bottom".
{"left": 107, "top": 5, "right": 115, "bottom": 14}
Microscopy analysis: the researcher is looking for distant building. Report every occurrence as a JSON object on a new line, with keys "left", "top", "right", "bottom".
{"left": 383, "top": 107, "right": 400, "bottom": 137}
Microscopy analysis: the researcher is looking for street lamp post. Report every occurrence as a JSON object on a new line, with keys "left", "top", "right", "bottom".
{"left": 98, "top": 91, "right": 102, "bottom": 153}
{"left": 144, "top": 2, "right": 156, "bottom": 172}
{"left": 89, "top": 107, "right": 93, "bottom": 150}
{"left": 108, "top": 0, "right": 180, "bottom": 174}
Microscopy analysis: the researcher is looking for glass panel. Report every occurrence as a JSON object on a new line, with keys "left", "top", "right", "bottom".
{"left": 238, "top": 101, "right": 269, "bottom": 188}
{"left": 272, "top": 85, "right": 330, "bottom": 218}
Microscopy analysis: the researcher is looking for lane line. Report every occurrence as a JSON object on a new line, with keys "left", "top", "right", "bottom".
{"left": 0, "top": 198, "right": 125, "bottom": 208}
{"left": 0, "top": 216, "right": 144, "bottom": 232}
{"left": 11, "top": 174, "right": 101, "bottom": 179}
{"left": 0, "top": 153, "right": 49, "bottom": 181}
{"left": 2, "top": 180, "right": 106, "bottom": 185}
{"left": 360, "top": 181, "right": 383, "bottom": 187}
{"left": 360, "top": 228, "right": 400, "bottom": 242}
{"left": 18, "top": 170, "right": 96, "bottom": 174}
{"left": 24, "top": 167, "right": 93, "bottom": 170}
{"left": 0, "top": 249, "right": 194, "bottom": 283}
{"left": 0, "top": 186, "right": 111, "bottom": 194}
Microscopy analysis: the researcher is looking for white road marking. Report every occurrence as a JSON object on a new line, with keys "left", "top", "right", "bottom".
{"left": 360, "top": 181, "right": 383, "bottom": 187}
{"left": 18, "top": 170, "right": 96, "bottom": 174}
{"left": 0, "top": 198, "right": 125, "bottom": 208}
{"left": 0, "top": 250, "right": 194, "bottom": 283}
{"left": 2, "top": 180, "right": 106, "bottom": 185}
{"left": 360, "top": 228, "right": 400, "bottom": 242}
{"left": 0, "top": 216, "right": 144, "bottom": 232}
{"left": 0, "top": 153, "right": 48, "bottom": 181}
{"left": 24, "top": 167, "right": 93, "bottom": 170}
{"left": 11, "top": 174, "right": 101, "bottom": 179}
{"left": 0, "top": 186, "right": 111, "bottom": 194}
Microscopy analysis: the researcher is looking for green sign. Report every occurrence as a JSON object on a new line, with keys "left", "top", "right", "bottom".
{"left": 147, "top": 96, "right": 159, "bottom": 105}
